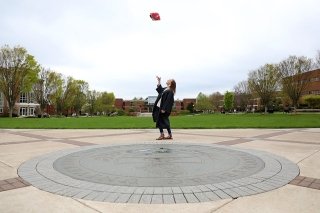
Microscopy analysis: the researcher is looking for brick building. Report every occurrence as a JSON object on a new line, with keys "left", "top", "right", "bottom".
{"left": 248, "top": 68, "right": 320, "bottom": 111}
{"left": 114, "top": 97, "right": 195, "bottom": 113}
{"left": 302, "top": 69, "right": 320, "bottom": 95}
{"left": 181, "top": 99, "right": 196, "bottom": 111}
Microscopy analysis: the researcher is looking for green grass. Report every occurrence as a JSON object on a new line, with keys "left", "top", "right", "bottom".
{"left": 0, "top": 113, "right": 320, "bottom": 129}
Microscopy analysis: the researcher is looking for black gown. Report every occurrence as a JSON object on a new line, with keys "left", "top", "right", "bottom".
{"left": 152, "top": 85, "right": 174, "bottom": 129}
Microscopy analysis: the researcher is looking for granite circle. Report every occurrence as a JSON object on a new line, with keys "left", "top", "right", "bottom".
{"left": 18, "top": 143, "right": 300, "bottom": 204}
{"left": 53, "top": 144, "right": 265, "bottom": 187}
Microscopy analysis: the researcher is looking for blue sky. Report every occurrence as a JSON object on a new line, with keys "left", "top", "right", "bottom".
{"left": 1, "top": 0, "right": 320, "bottom": 99}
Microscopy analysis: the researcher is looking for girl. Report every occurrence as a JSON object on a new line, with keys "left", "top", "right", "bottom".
{"left": 152, "top": 76, "right": 176, "bottom": 140}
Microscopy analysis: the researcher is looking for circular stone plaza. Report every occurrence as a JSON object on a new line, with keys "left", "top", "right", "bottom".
{"left": 1, "top": 129, "right": 320, "bottom": 212}
{"left": 19, "top": 143, "right": 298, "bottom": 204}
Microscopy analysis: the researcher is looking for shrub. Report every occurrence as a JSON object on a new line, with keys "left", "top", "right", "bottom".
{"left": 117, "top": 109, "right": 125, "bottom": 116}
{"left": 303, "top": 95, "right": 320, "bottom": 109}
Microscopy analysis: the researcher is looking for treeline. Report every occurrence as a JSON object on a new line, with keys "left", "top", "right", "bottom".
{"left": 0, "top": 45, "right": 115, "bottom": 117}
{"left": 195, "top": 51, "right": 320, "bottom": 113}
{"left": 2, "top": 45, "right": 320, "bottom": 117}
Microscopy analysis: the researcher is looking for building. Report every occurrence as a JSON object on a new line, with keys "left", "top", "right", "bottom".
{"left": 115, "top": 98, "right": 148, "bottom": 112}
{"left": 247, "top": 68, "right": 320, "bottom": 111}
{"left": 302, "top": 69, "right": 320, "bottom": 95}
{"left": 17, "top": 92, "right": 39, "bottom": 116}
{"left": 114, "top": 98, "right": 124, "bottom": 110}
{"left": 114, "top": 97, "right": 195, "bottom": 113}
{"left": 181, "top": 99, "right": 196, "bottom": 111}
{"left": 0, "top": 92, "right": 39, "bottom": 116}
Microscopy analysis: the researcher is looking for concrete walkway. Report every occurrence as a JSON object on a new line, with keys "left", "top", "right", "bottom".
{"left": 0, "top": 128, "right": 319, "bottom": 213}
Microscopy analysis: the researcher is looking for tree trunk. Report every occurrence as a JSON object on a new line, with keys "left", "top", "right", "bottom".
{"left": 9, "top": 108, "right": 13, "bottom": 118}
{"left": 40, "top": 108, "right": 44, "bottom": 118}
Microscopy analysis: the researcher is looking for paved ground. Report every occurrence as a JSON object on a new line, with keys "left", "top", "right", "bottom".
{"left": 0, "top": 128, "right": 320, "bottom": 212}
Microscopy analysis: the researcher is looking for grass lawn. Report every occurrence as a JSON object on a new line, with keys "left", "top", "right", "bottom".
{"left": 0, "top": 113, "right": 320, "bottom": 129}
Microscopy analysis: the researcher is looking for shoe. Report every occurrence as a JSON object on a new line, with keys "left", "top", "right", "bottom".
{"left": 164, "top": 135, "right": 173, "bottom": 140}
{"left": 156, "top": 135, "right": 165, "bottom": 140}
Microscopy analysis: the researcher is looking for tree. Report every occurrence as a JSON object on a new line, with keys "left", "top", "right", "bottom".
{"left": 61, "top": 77, "right": 79, "bottom": 116}
{"left": 45, "top": 71, "right": 63, "bottom": 115}
{"left": 72, "top": 80, "right": 88, "bottom": 116}
{"left": 50, "top": 76, "right": 76, "bottom": 116}
{"left": 248, "top": 64, "right": 280, "bottom": 113}
{"left": 186, "top": 102, "right": 194, "bottom": 113}
{"left": 209, "top": 92, "right": 223, "bottom": 112}
{"left": 0, "top": 45, "right": 39, "bottom": 117}
{"left": 195, "top": 92, "right": 212, "bottom": 112}
{"left": 223, "top": 91, "right": 234, "bottom": 112}
{"left": 96, "top": 92, "right": 115, "bottom": 115}
{"left": 278, "top": 55, "right": 312, "bottom": 110}
{"left": 132, "top": 97, "right": 144, "bottom": 101}
{"left": 32, "top": 67, "right": 56, "bottom": 117}
{"left": 314, "top": 50, "right": 320, "bottom": 69}
{"left": 86, "top": 90, "right": 99, "bottom": 115}
{"left": 233, "top": 80, "right": 252, "bottom": 111}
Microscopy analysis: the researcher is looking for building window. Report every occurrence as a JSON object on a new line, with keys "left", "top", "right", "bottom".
{"left": 20, "top": 93, "right": 28, "bottom": 103}
{"left": 310, "top": 77, "right": 320, "bottom": 82}
{"left": 0, "top": 108, "right": 3, "bottom": 113}
{"left": 29, "top": 107, "right": 35, "bottom": 116}
{"left": 20, "top": 107, "right": 27, "bottom": 116}
{"left": 29, "top": 93, "right": 35, "bottom": 103}
{"left": 19, "top": 107, "right": 35, "bottom": 116}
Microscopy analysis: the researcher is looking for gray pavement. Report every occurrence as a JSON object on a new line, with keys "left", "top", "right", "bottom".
{"left": 0, "top": 128, "right": 320, "bottom": 212}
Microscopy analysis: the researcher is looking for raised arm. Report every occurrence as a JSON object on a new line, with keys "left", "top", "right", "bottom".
{"left": 156, "top": 76, "right": 161, "bottom": 86}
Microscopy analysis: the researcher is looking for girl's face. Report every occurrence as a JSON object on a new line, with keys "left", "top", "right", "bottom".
{"left": 166, "top": 80, "right": 172, "bottom": 87}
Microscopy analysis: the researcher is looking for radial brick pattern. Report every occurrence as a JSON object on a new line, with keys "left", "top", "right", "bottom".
{"left": 18, "top": 143, "right": 299, "bottom": 204}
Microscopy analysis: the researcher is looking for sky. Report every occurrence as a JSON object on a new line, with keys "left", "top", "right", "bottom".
{"left": 1, "top": 0, "right": 320, "bottom": 100}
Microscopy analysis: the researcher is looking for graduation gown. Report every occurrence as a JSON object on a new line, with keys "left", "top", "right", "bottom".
{"left": 152, "top": 85, "right": 174, "bottom": 128}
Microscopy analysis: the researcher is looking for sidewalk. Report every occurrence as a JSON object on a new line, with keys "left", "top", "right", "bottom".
{"left": 0, "top": 128, "right": 319, "bottom": 213}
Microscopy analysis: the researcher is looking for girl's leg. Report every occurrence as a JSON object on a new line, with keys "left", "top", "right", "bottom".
{"left": 165, "top": 128, "right": 173, "bottom": 139}
{"left": 156, "top": 128, "right": 165, "bottom": 140}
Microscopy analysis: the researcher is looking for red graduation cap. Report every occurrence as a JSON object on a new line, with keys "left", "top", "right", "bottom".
{"left": 150, "top": 12, "right": 160, "bottom": 21}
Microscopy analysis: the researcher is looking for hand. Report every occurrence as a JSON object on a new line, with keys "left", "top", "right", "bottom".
{"left": 156, "top": 76, "right": 161, "bottom": 82}
{"left": 161, "top": 110, "right": 165, "bottom": 113}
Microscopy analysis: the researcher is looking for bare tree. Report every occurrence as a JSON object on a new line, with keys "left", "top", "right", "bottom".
{"left": 314, "top": 50, "right": 320, "bottom": 69}
{"left": 0, "top": 45, "right": 39, "bottom": 117}
{"left": 278, "top": 55, "right": 312, "bottom": 110}
{"left": 234, "top": 80, "right": 252, "bottom": 111}
{"left": 32, "top": 67, "right": 56, "bottom": 117}
{"left": 209, "top": 92, "right": 223, "bottom": 112}
{"left": 248, "top": 64, "right": 280, "bottom": 113}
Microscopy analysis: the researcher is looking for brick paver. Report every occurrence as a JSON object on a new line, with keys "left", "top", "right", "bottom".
{"left": 290, "top": 176, "right": 320, "bottom": 190}
{"left": 0, "top": 177, "right": 30, "bottom": 192}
